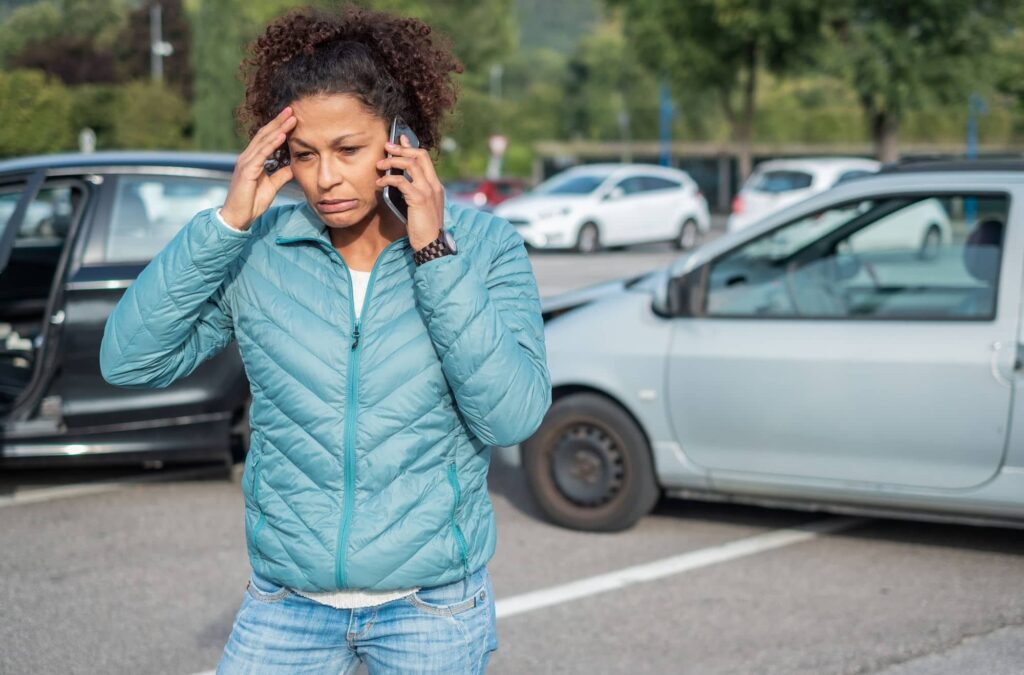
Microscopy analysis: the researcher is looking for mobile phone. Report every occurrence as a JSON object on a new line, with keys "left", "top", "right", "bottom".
{"left": 382, "top": 117, "right": 420, "bottom": 224}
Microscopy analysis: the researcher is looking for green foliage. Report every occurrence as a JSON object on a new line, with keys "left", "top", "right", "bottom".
{"left": 110, "top": 81, "right": 191, "bottom": 149}
{"left": 68, "top": 84, "right": 119, "bottom": 149}
{"left": 189, "top": 0, "right": 250, "bottom": 150}
{"left": 0, "top": 69, "right": 74, "bottom": 157}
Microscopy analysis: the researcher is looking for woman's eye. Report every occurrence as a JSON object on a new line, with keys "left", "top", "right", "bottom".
{"left": 294, "top": 152, "right": 313, "bottom": 161}
{"left": 340, "top": 147, "right": 360, "bottom": 155}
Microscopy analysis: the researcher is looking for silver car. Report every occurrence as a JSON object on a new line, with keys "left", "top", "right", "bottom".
{"left": 523, "top": 160, "right": 1024, "bottom": 531}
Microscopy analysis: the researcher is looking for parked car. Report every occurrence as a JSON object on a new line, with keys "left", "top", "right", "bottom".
{"left": 779, "top": 197, "right": 953, "bottom": 261}
{"left": 494, "top": 163, "right": 711, "bottom": 253}
{"left": 444, "top": 177, "right": 529, "bottom": 211}
{"left": 526, "top": 160, "right": 1024, "bottom": 531}
{"left": 0, "top": 152, "right": 302, "bottom": 468}
{"left": 727, "top": 157, "right": 881, "bottom": 233}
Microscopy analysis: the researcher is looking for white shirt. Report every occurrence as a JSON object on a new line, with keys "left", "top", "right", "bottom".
{"left": 215, "top": 208, "right": 420, "bottom": 608}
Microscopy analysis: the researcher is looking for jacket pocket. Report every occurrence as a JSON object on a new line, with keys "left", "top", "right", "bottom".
{"left": 446, "top": 461, "right": 471, "bottom": 577}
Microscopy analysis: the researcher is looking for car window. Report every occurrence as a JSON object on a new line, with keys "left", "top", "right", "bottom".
{"left": 750, "top": 170, "right": 813, "bottom": 193}
{"left": 15, "top": 186, "right": 77, "bottom": 247}
{"left": 445, "top": 180, "right": 480, "bottom": 193}
{"left": 495, "top": 182, "right": 521, "bottom": 196}
{"left": 614, "top": 176, "right": 647, "bottom": 196}
{"left": 104, "top": 174, "right": 298, "bottom": 263}
{"left": 834, "top": 169, "right": 875, "bottom": 185}
{"left": 535, "top": 173, "right": 609, "bottom": 195}
{"left": 706, "top": 194, "right": 1010, "bottom": 320}
{"left": 0, "top": 182, "right": 79, "bottom": 249}
{"left": 642, "top": 176, "right": 682, "bottom": 191}
{"left": 0, "top": 185, "right": 23, "bottom": 234}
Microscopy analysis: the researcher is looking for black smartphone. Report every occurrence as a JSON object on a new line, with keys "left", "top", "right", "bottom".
{"left": 382, "top": 117, "right": 420, "bottom": 224}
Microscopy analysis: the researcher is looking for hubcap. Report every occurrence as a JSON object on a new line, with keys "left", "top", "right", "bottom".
{"left": 550, "top": 424, "right": 625, "bottom": 507}
{"left": 579, "top": 227, "right": 597, "bottom": 252}
{"left": 680, "top": 222, "right": 697, "bottom": 249}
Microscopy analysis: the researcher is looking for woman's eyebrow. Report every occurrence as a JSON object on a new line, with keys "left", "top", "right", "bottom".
{"left": 290, "top": 133, "right": 364, "bottom": 149}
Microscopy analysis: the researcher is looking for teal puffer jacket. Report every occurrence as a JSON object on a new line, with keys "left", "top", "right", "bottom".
{"left": 99, "top": 196, "right": 551, "bottom": 592}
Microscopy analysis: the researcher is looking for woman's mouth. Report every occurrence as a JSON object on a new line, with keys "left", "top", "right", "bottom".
{"left": 317, "top": 199, "right": 358, "bottom": 214}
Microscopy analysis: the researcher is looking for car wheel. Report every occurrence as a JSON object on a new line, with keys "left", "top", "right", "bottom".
{"left": 521, "top": 393, "right": 659, "bottom": 531}
{"left": 575, "top": 223, "right": 601, "bottom": 254}
{"left": 674, "top": 218, "right": 700, "bottom": 251}
{"left": 918, "top": 224, "right": 942, "bottom": 260}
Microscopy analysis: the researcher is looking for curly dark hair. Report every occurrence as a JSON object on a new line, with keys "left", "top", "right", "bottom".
{"left": 238, "top": 4, "right": 463, "bottom": 169}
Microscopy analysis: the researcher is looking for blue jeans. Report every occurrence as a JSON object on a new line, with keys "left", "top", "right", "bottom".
{"left": 216, "top": 565, "right": 498, "bottom": 674}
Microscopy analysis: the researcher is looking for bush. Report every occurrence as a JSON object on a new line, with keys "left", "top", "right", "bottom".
{"left": 0, "top": 69, "right": 75, "bottom": 158}
{"left": 111, "top": 81, "right": 191, "bottom": 150}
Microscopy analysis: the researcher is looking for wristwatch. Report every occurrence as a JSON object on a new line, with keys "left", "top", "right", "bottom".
{"left": 413, "top": 228, "right": 458, "bottom": 266}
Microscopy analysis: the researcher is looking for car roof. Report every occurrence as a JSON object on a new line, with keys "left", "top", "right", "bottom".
{"left": 753, "top": 157, "right": 880, "bottom": 173}
{"left": 0, "top": 151, "right": 239, "bottom": 174}
{"left": 879, "top": 159, "right": 1024, "bottom": 174}
{"left": 562, "top": 162, "right": 688, "bottom": 179}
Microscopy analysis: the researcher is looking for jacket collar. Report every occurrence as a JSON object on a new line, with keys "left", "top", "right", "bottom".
{"left": 274, "top": 194, "right": 457, "bottom": 247}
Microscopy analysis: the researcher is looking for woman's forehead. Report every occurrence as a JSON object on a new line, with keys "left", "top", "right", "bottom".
{"left": 289, "top": 94, "right": 385, "bottom": 141}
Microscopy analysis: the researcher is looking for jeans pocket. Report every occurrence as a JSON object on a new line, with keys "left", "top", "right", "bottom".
{"left": 405, "top": 566, "right": 489, "bottom": 617}
{"left": 246, "top": 569, "right": 293, "bottom": 603}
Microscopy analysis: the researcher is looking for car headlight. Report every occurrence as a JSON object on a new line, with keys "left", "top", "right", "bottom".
{"left": 537, "top": 206, "right": 572, "bottom": 220}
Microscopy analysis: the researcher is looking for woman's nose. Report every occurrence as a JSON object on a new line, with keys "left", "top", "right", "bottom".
{"left": 317, "top": 157, "right": 344, "bottom": 191}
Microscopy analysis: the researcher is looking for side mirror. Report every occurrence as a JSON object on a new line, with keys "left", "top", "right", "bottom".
{"left": 604, "top": 186, "right": 625, "bottom": 201}
{"left": 660, "top": 267, "right": 704, "bottom": 318}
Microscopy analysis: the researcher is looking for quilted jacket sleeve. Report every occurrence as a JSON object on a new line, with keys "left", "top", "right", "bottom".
{"left": 99, "top": 207, "right": 252, "bottom": 389}
{"left": 412, "top": 216, "right": 552, "bottom": 447}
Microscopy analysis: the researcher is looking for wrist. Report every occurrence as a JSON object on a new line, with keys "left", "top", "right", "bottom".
{"left": 219, "top": 207, "right": 251, "bottom": 232}
{"left": 410, "top": 227, "right": 442, "bottom": 252}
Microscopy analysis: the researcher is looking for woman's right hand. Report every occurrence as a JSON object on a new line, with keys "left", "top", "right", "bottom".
{"left": 220, "top": 106, "right": 297, "bottom": 231}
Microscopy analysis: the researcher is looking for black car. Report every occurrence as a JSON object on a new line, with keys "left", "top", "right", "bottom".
{"left": 0, "top": 151, "right": 304, "bottom": 468}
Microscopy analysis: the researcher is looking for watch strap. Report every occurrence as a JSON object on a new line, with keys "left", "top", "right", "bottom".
{"left": 413, "top": 229, "right": 454, "bottom": 266}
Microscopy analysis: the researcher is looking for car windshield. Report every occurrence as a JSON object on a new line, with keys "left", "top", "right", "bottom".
{"left": 445, "top": 180, "right": 481, "bottom": 193}
{"left": 533, "top": 172, "right": 609, "bottom": 195}
{"left": 750, "top": 170, "right": 813, "bottom": 193}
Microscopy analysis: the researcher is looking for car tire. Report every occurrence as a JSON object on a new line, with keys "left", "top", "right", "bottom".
{"left": 521, "top": 393, "right": 660, "bottom": 532}
{"left": 575, "top": 223, "right": 601, "bottom": 254}
{"left": 918, "top": 224, "right": 942, "bottom": 260}
{"left": 673, "top": 218, "right": 700, "bottom": 251}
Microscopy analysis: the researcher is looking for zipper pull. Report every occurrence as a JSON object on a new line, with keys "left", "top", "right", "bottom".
{"left": 351, "top": 322, "right": 361, "bottom": 350}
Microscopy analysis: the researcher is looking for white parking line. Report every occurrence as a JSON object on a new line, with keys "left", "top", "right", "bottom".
{"left": 495, "top": 516, "right": 865, "bottom": 619}
{"left": 188, "top": 516, "right": 864, "bottom": 674}
{"left": 0, "top": 465, "right": 234, "bottom": 509}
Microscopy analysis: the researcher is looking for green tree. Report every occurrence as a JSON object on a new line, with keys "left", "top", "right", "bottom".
{"left": 111, "top": 80, "right": 191, "bottom": 149}
{"left": 189, "top": 0, "right": 252, "bottom": 150}
{"left": 611, "top": 0, "right": 829, "bottom": 178}
{"left": 826, "top": 1, "right": 1021, "bottom": 162}
{"left": 0, "top": 69, "right": 74, "bottom": 157}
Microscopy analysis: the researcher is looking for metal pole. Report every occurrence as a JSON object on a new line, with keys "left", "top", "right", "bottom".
{"left": 659, "top": 81, "right": 673, "bottom": 167}
{"left": 150, "top": 4, "right": 163, "bottom": 82}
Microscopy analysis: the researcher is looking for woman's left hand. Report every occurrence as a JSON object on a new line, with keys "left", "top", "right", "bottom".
{"left": 376, "top": 134, "right": 444, "bottom": 252}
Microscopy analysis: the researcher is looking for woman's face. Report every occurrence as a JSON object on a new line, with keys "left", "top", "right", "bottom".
{"left": 284, "top": 93, "right": 391, "bottom": 230}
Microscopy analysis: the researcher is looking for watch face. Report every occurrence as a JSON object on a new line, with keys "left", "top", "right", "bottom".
{"left": 443, "top": 230, "right": 457, "bottom": 253}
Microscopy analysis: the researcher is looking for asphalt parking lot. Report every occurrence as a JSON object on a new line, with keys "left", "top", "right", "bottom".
{"left": 2, "top": 231, "right": 1023, "bottom": 674}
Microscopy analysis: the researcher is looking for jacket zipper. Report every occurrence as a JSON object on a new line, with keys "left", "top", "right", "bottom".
{"left": 251, "top": 450, "right": 265, "bottom": 552}
{"left": 333, "top": 238, "right": 404, "bottom": 589}
{"left": 447, "top": 462, "right": 471, "bottom": 576}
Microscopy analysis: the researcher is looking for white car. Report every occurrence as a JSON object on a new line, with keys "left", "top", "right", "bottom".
{"left": 772, "top": 197, "right": 953, "bottom": 261}
{"left": 494, "top": 163, "right": 711, "bottom": 253}
{"left": 727, "top": 157, "right": 881, "bottom": 233}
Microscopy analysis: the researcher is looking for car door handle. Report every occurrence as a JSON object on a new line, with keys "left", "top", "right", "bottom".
{"left": 990, "top": 341, "right": 1013, "bottom": 387}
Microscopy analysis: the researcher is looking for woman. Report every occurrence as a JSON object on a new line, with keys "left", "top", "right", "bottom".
{"left": 99, "top": 5, "right": 550, "bottom": 673}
